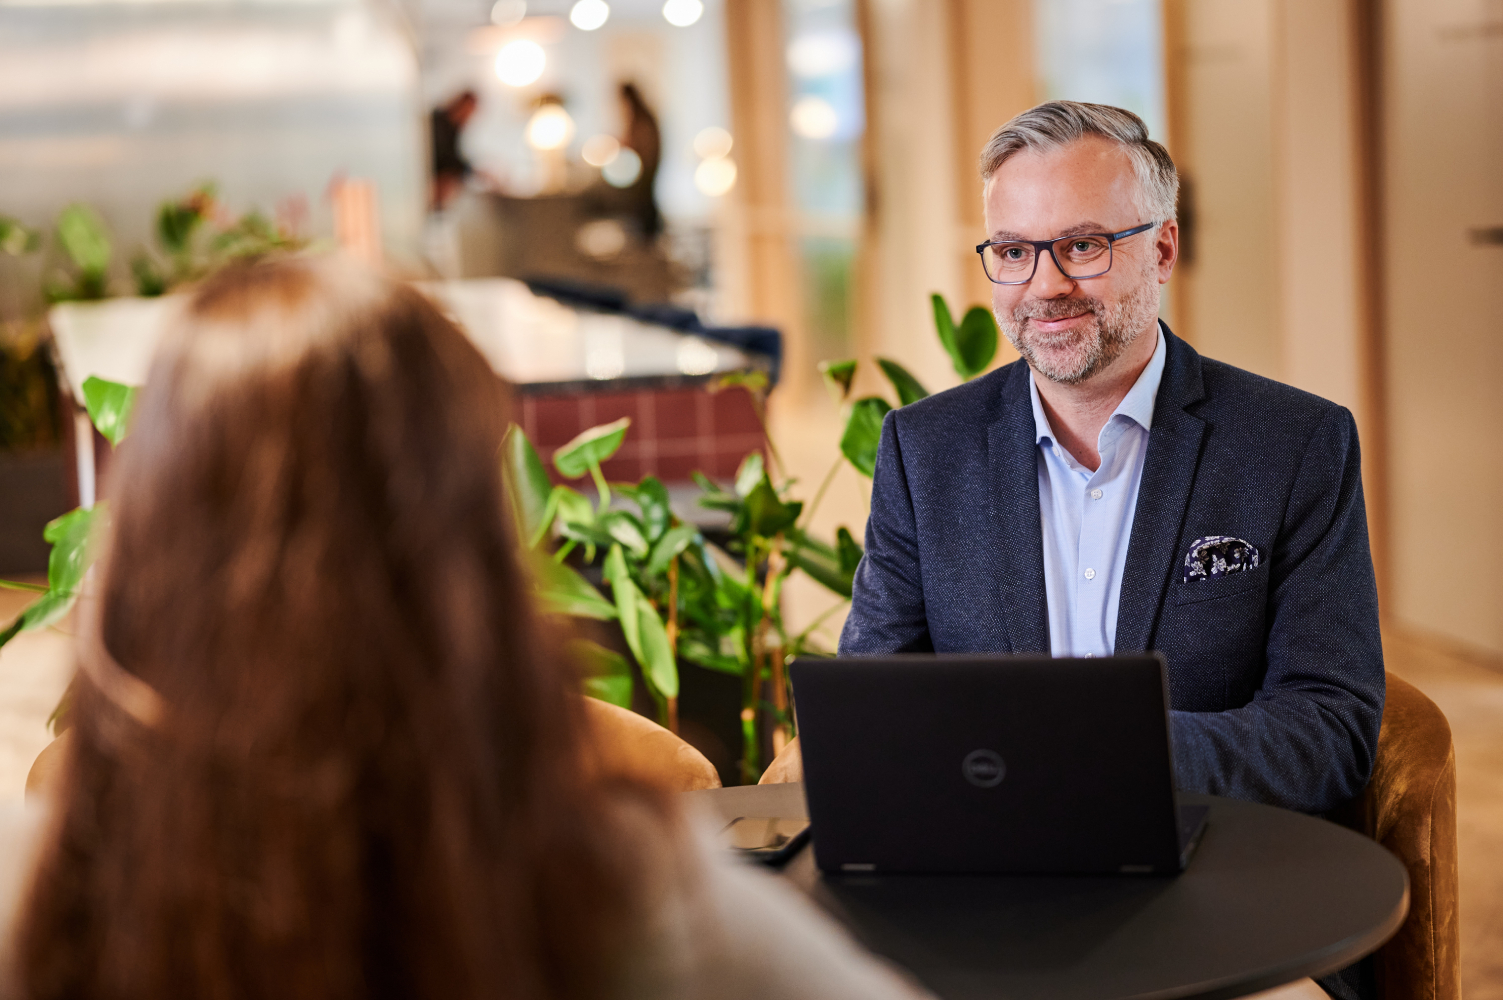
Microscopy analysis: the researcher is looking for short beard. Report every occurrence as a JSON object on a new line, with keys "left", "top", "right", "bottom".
{"left": 995, "top": 265, "right": 1161, "bottom": 385}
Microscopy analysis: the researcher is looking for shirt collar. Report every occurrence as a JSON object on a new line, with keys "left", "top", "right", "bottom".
{"left": 1030, "top": 321, "right": 1167, "bottom": 446}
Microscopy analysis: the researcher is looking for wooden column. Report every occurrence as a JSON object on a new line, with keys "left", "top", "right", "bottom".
{"left": 723, "top": 0, "right": 807, "bottom": 400}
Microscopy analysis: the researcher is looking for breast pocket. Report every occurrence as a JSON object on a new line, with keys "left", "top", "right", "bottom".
{"left": 1173, "top": 561, "right": 1271, "bottom": 607}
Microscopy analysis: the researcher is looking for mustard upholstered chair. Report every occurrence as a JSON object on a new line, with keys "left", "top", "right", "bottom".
{"left": 27, "top": 698, "right": 721, "bottom": 799}
{"left": 1332, "top": 672, "right": 1460, "bottom": 1000}
{"left": 580, "top": 697, "right": 722, "bottom": 792}
{"left": 759, "top": 735, "right": 803, "bottom": 786}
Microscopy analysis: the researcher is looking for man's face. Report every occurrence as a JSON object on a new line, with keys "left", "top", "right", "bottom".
{"left": 982, "top": 136, "right": 1177, "bottom": 385}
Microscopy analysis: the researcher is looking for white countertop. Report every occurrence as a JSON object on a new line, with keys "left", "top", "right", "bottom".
{"left": 48, "top": 277, "right": 756, "bottom": 402}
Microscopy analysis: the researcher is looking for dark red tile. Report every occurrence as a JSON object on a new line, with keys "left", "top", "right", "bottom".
{"left": 600, "top": 456, "right": 640, "bottom": 482}
{"left": 653, "top": 390, "right": 701, "bottom": 441}
{"left": 712, "top": 388, "right": 763, "bottom": 435}
{"left": 654, "top": 453, "right": 701, "bottom": 483}
{"left": 530, "top": 395, "right": 582, "bottom": 449}
{"left": 590, "top": 392, "right": 639, "bottom": 428}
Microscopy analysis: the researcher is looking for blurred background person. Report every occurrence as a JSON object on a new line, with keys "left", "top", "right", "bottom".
{"left": 0, "top": 256, "right": 930, "bottom": 1000}
{"left": 617, "top": 81, "right": 663, "bottom": 240}
{"left": 431, "top": 89, "right": 479, "bottom": 211}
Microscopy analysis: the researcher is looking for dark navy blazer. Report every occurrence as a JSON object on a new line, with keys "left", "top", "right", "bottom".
{"left": 839, "top": 328, "right": 1384, "bottom": 814}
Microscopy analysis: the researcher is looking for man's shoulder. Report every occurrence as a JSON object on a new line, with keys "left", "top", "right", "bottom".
{"left": 1191, "top": 352, "right": 1352, "bottom": 434}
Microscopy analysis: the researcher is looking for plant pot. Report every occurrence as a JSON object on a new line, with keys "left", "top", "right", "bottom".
{"left": 0, "top": 447, "right": 69, "bottom": 575}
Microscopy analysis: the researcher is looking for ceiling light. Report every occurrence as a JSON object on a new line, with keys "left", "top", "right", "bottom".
{"left": 495, "top": 39, "right": 546, "bottom": 87}
{"left": 569, "top": 0, "right": 610, "bottom": 31}
{"left": 602, "top": 147, "right": 642, "bottom": 187}
{"left": 692, "top": 126, "right": 733, "bottom": 160}
{"left": 789, "top": 96, "right": 838, "bottom": 139}
{"left": 490, "top": 0, "right": 526, "bottom": 26}
{"left": 662, "top": 0, "right": 704, "bottom": 28}
{"left": 581, "top": 134, "right": 621, "bottom": 167}
{"left": 694, "top": 156, "right": 737, "bottom": 197}
{"left": 526, "top": 103, "right": 575, "bottom": 150}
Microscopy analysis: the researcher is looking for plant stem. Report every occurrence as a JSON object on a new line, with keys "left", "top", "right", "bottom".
{"left": 0, "top": 580, "right": 48, "bottom": 594}
{"left": 665, "top": 556, "right": 680, "bottom": 735}
{"left": 552, "top": 539, "right": 577, "bottom": 564}
{"left": 739, "top": 540, "right": 764, "bottom": 784}
{"left": 762, "top": 542, "right": 790, "bottom": 753}
{"left": 800, "top": 455, "right": 844, "bottom": 529}
{"left": 794, "top": 599, "right": 851, "bottom": 649}
{"left": 589, "top": 460, "right": 611, "bottom": 514}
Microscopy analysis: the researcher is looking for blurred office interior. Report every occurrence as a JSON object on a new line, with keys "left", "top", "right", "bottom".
{"left": 0, "top": 0, "right": 1499, "bottom": 991}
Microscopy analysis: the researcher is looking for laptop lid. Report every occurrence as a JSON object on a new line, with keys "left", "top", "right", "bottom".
{"left": 788, "top": 654, "right": 1193, "bottom": 875}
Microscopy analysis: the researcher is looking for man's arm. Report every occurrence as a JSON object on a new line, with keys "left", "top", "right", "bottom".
{"left": 839, "top": 412, "right": 933, "bottom": 654}
{"left": 1170, "top": 406, "right": 1385, "bottom": 813}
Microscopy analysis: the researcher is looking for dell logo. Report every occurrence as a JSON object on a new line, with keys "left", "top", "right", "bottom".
{"left": 962, "top": 749, "right": 1006, "bottom": 788}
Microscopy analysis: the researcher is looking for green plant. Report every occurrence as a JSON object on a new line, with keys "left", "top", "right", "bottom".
{"left": 508, "top": 293, "right": 999, "bottom": 783}
{"left": 131, "top": 184, "right": 306, "bottom": 297}
{"left": 0, "top": 377, "right": 135, "bottom": 654}
{"left": 45, "top": 205, "right": 113, "bottom": 303}
{"left": 0, "top": 219, "right": 61, "bottom": 450}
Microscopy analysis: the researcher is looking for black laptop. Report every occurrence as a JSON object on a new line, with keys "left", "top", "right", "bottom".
{"left": 787, "top": 654, "right": 1208, "bottom": 875}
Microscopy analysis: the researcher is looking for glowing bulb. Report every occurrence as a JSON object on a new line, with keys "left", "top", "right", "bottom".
{"left": 789, "top": 96, "right": 838, "bottom": 139}
{"left": 662, "top": 0, "right": 703, "bottom": 27}
{"left": 581, "top": 134, "right": 621, "bottom": 167}
{"left": 602, "top": 147, "right": 642, "bottom": 187}
{"left": 694, "top": 156, "right": 737, "bottom": 197}
{"left": 495, "top": 39, "right": 546, "bottom": 87}
{"left": 526, "top": 104, "right": 575, "bottom": 150}
{"left": 490, "top": 0, "right": 526, "bottom": 26}
{"left": 569, "top": 0, "right": 609, "bottom": 30}
{"left": 692, "top": 126, "right": 733, "bottom": 160}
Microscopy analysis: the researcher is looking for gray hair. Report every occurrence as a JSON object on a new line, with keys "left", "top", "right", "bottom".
{"left": 979, "top": 101, "right": 1178, "bottom": 224}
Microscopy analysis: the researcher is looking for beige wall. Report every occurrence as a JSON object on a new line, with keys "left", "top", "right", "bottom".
{"left": 1164, "top": 0, "right": 1281, "bottom": 378}
{"left": 860, "top": 0, "right": 1030, "bottom": 393}
{"left": 1380, "top": 0, "right": 1503, "bottom": 656}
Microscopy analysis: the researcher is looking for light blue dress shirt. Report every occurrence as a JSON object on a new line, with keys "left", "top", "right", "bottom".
{"left": 1030, "top": 325, "right": 1166, "bottom": 657}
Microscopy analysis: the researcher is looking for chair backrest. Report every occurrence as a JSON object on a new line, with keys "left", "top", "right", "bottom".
{"left": 1336, "top": 672, "right": 1460, "bottom": 1000}
{"left": 28, "top": 699, "right": 723, "bottom": 801}
{"left": 580, "top": 698, "right": 722, "bottom": 792}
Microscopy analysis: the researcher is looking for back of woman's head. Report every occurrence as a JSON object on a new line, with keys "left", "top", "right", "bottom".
{"left": 18, "top": 256, "right": 642, "bottom": 1000}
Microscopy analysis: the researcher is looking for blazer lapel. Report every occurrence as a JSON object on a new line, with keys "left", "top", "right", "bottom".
{"left": 1117, "top": 329, "right": 1207, "bottom": 652}
{"left": 988, "top": 362, "right": 1050, "bottom": 654}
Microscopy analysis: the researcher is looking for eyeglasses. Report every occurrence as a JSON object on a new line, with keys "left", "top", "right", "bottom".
{"left": 975, "top": 221, "right": 1158, "bottom": 285}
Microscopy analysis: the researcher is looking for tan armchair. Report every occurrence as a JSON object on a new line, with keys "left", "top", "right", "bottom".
{"left": 580, "top": 697, "right": 722, "bottom": 792}
{"left": 1334, "top": 672, "right": 1460, "bottom": 1000}
{"left": 27, "top": 697, "right": 721, "bottom": 800}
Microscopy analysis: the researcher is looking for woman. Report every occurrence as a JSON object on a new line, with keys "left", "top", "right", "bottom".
{"left": 2, "top": 256, "right": 928, "bottom": 1000}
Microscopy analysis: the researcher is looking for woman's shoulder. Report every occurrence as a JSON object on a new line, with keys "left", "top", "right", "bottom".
{"left": 0, "top": 800, "right": 50, "bottom": 978}
{"left": 608, "top": 793, "right": 933, "bottom": 1000}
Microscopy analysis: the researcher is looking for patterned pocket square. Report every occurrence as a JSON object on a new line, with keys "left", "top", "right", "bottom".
{"left": 1183, "top": 535, "right": 1261, "bottom": 583}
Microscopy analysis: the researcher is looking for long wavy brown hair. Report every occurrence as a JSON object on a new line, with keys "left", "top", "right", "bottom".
{"left": 16, "top": 256, "right": 656, "bottom": 1000}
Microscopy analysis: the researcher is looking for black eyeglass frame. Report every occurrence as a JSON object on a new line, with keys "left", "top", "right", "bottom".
{"left": 975, "top": 220, "right": 1159, "bottom": 285}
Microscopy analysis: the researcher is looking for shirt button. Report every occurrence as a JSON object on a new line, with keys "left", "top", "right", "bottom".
{"left": 1084, "top": 568, "right": 1096, "bottom": 580}
{"left": 1090, "top": 488, "right": 1103, "bottom": 500}
{"left": 1053, "top": 447, "right": 1062, "bottom": 459}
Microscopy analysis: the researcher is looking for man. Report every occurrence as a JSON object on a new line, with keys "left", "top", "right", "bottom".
{"left": 841, "top": 101, "right": 1384, "bottom": 822}
{"left": 430, "top": 90, "right": 478, "bottom": 211}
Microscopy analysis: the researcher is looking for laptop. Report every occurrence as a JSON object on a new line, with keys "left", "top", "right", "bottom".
{"left": 787, "top": 654, "right": 1209, "bottom": 875}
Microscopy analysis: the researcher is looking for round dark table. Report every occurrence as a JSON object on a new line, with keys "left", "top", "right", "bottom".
{"left": 686, "top": 783, "right": 1408, "bottom": 1000}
